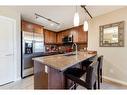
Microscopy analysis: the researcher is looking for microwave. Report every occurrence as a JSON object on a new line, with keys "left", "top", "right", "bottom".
{"left": 62, "top": 35, "right": 73, "bottom": 43}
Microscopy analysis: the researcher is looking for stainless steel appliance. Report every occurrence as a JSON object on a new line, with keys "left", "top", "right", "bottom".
{"left": 62, "top": 35, "right": 73, "bottom": 44}
{"left": 25, "top": 41, "right": 33, "bottom": 54}
{"left": 21, "top": 31, "right": 45, "bottom": 78}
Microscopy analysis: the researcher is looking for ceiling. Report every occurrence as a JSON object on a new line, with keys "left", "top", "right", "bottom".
{"left": 7, "top": 6, "right": 125, "bottom": 32}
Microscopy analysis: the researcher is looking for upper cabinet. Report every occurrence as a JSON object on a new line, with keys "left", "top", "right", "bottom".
{"left": 22, "top": 20, "right": 34, "bottom": 32}
{"left": 21, "top": 20, "right": 44, "bottom": 34}
{"left": 56, "top": 32, "right": 62, "bottom": 44}
{"left": 22, "top": 20, "right": 87, "bottom": 44}
{"left": 34, "top": 24, "right": 43, "bottom": 34}
{"left": 56, "top": 25, "right": 88, "bottom": 44}
{"left": 70, "top": 27, "right": 78, "bottom": 43}
{"left": 56, "top": 30, "right": 70, "bottom": 44}
{"left": 44, "top": 29, "right": 57, "bottom": 44}
{"left": 77, "top": 26, "right": 88, "bottom": 43}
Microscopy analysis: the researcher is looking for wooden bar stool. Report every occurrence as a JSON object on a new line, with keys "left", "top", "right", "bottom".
{"left": 64, "top": 62, "right": 98, "bottom": 90}
{"left": 97, "top": 55, "right": 103, "bottom": 89}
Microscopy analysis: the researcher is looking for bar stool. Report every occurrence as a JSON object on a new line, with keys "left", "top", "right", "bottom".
{"left": 64, "top": 62, "right": 98, "bottom": 89}
{"left": 81, "top": 51, "right": 97, "bottom": 71}
{"left": 97, "top": 55, "right": 103, "bottom": 89}
{"left": 81, "top": 59, "right": 93, "bottom": 70}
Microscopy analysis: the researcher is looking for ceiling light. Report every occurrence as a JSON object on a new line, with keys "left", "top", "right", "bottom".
{"left": 81, "top": 5, "right": 93, "bottom": 32}
{"left": 74, "top": 6, "right": 79, "bottom": 27}
{"left": 83, "top": 21, "right": 88, "bottom": 31}
{"left": 74, "top": 12, "right": 79, "bottom": 27}
{"left": 50, "top": 23, "right": 54, "bottom": 26}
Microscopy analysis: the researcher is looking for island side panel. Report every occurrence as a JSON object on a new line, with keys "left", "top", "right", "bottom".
{"left": 48, "top": 67, "right": 65, "bottom": 89}
{"left": 34, "top": 61, "right": 48, "bottom": 89}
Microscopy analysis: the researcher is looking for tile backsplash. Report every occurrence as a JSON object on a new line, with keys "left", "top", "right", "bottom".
{"left": 45, "top": 43, "right": 87, "bottom": 53}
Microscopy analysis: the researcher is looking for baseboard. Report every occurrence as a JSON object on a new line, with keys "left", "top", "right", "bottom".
{"left": 103, "top": 76, "right": 127, "bottom": 86}
{"left": 14, "top": 76, "right": 21, "bottom": 82}
{"left": 16, "top": 77, "right": 21, "bottom": 81}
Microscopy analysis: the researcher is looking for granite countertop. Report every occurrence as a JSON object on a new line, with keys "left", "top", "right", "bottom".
{"left": 32, "top": 51, "right": 97, "bottom": 71}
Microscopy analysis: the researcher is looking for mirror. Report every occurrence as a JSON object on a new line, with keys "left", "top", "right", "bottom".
{"left": 99, "top": 21, "right": 124, "bottom": 47}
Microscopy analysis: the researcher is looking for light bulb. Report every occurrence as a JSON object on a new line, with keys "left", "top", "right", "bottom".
{"left": 83, "top": 21, "right": 88, "bottom": 31}
{"left": 74, "top": 12, "right": 79, "bottom": 26}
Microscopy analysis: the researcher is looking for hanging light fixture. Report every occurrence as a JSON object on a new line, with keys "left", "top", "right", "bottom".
{"left": 83, "top": 21, "right": 88, "bottom": 31}
{"left": 81, "top": 5, "right": 93, "bottom": 32}
{"left": 74, "top": 6, "right": 79, "bottom": 26}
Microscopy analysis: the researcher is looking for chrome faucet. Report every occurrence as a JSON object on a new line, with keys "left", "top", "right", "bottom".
{"left": 72, "top": 43, "right": 78, "bottom": 55}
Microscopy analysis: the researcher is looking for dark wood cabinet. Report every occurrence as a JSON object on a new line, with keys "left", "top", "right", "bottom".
{"left": 34, "top": 61, "right": 76, "bottom": 89}
{"left": 34, "top": 24, "right": 43, "bottom": 34}
{"left": 56, "top": 32, "right": 62, "bottom": 44}
{"left": 69, "top": 27, "right": 78, "bottom": 43}
{"left": 56, "top": 30, "right": 70, "bottom": 44}
{"left": 22, "top": 20, "right": 87, "bottom": 45}
{"left": 21, "top": 20, "right": 44, "bottom": 34}
{"left": 44, "top": 29, "right": 57, "bottom": 44}
{"left": 77, "top": 26, "right": 88, "bottom": 43}
{"left": 56, "top": 25, "right": 88, "bottom": 44}
{"left": 22, "top": 20, "right": 34, "bottom": 32}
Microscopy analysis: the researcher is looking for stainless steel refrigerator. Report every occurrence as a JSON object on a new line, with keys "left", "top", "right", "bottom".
{"left": 21, "top": 31, "right": 45, "bottom": 78}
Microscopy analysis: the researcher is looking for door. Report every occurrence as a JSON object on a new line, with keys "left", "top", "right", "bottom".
{"left": 0, "top": 16, "right": 15, "bottom": 85}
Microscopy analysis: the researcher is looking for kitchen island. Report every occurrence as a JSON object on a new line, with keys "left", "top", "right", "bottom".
{"left": 33, "top": 51, "right": 97, "bottom": 89}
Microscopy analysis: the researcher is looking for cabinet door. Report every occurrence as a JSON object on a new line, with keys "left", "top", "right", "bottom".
{"left": 48, "top": 31, "right": 55, "bottom": 44}
{"left": 44, "top": 30, "right": 57, "bottom": 44}
{"left": 44, "top": 29, "right": 49, "bottom": 44}
{"left": 34, "top": 24, "right": 43, "bottom": 34}
{"left": 56, "top": 30, "right": 70, "bottom": 44}
{"left": 57, "top": 32, "right": 62, "bottom": 44}
{"left": 62, "top": 30, "right": 69, "bottom": 37}
{"left": 52, "top": 32, "right": 56, "bottom": 43}
{"left": 49, "top": 31, "right": 53, "bottom": 43}
{"left": 78, "top": 26, "right": 88, "bottom": 43}
{"left": 22, "top": 20, "right": 34, "bottom": 32}
{"left": 70, "top": 28, "right": 78, "bottom": 43}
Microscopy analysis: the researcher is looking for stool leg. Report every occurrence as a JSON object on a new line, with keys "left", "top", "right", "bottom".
{"left": 64, "top": 77, "right": 68, "bottom": 89}
{"left": 98, "top": 71, "right": 100, "bottom": 89}
{"left": 74, "top": 82, "right": 76, "bottom": 89}
{"left": 94, "top": 81, "right": 96, "bottom": 90}
{"left": 100, "top": 69, "right": 102, "bottom": 83}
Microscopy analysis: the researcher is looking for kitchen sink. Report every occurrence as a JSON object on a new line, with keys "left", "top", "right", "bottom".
{"left": 63, "top": 52, "right": 76, "bottom": 56}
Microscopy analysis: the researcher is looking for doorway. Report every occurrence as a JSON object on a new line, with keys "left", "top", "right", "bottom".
{"left": 0, "top": 16, "right": 17, "bottom": 85}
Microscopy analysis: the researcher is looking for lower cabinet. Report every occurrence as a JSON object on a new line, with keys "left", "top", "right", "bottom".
{"left": 34, "top": 61, "right": 65, "bottom": 89}
{"left": 34, "top": 61, "right": 81, "bottom": 89}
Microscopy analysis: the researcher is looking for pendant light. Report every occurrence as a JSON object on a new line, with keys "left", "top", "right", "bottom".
{"left": 83, "top": 21, "right": 88, "bottom": 31}
{"left": 74, "top": 6, "right": 79, "bottom": 26}
{"left": 81, "top": 5, "right": 93, "bottom": 32}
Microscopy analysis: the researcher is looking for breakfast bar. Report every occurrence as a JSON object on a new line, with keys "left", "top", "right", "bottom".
{"left": 33, "top": 51, "right": 97, "bottom": 89}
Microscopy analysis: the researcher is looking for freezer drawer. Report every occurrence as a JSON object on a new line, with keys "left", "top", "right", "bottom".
{"left": 23, "top": 54, "right": 33, "bottom": 69}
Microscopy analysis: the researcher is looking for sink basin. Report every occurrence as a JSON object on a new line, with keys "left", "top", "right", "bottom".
{"left": 63, "top": 52, "right": 76, "bottom": 56}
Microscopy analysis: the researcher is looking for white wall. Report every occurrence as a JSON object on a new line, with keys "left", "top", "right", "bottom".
{"left": 88, "top": 7, "right": 127, "bottom": 84}
{"left": 0, "top": 7, "right": 21, "bottom": 80}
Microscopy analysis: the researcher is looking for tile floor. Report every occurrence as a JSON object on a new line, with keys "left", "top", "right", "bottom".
{"left": 0, "top": 76, "right": 127, "bottom": 90}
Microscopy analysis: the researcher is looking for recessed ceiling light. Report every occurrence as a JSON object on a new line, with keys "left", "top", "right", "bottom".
{"left": 50, "top": 23, "right": 54, "bottom": 26}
